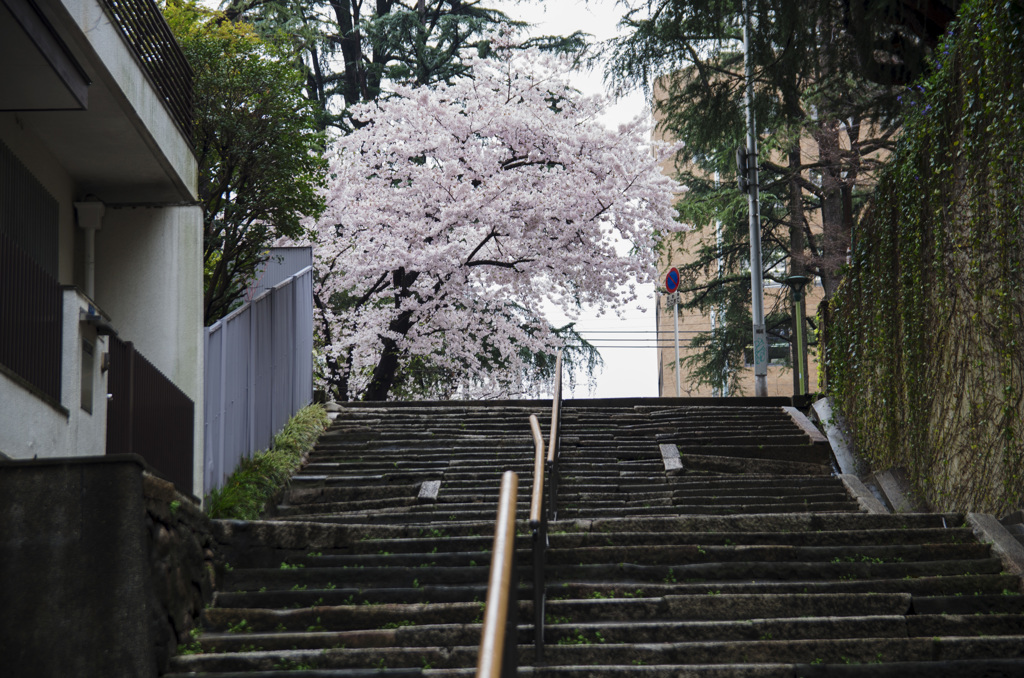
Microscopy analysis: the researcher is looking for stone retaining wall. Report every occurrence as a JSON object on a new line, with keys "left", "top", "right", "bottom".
{"left": 143, "top": 471, "right": 219, "bottom": 670}
{"left": 0, "top": 455, "right": 220, "bottom": 677}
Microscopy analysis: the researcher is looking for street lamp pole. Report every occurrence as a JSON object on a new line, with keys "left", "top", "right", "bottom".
{"left": 784, "top": 275, "right": 811, "bottom": 397}
{"left": 741, "top": 0, "right": 767, "bottom": 397}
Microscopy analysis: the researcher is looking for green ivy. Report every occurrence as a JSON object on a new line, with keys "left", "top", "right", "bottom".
{"left": 826, "top": 0, "right": 1024, "bottom": 514}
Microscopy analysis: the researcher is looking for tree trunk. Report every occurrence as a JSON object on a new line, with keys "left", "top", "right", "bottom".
{"left": 363, "top": 267, "right": 420, "bottom": 401}
{"left": 813, "top": 120, "right": 850, "bottom": 299}
{"left": 313, "top": 289, "right": 351, "bottom": 401}
{"left": 363, "top": 309, "right": 415, "bottom": 401}
{"left": 787, "top": 146, "right": 808, "bottom": 394}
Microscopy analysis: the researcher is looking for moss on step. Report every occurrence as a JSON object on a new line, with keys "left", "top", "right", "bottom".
{"left": 206, "top": 404, "right": 330, "bottom": 519}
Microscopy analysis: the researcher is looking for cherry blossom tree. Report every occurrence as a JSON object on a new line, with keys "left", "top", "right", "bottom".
{"left": 312, "top": 43, "right": 680, "bottom": 401}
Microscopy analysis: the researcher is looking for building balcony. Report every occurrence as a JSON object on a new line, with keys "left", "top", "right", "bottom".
{"left": 1, "top": 0, "right": 197, "bottom": 203}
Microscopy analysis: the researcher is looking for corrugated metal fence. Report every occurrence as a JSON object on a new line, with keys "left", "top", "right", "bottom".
{"left": 203, "top": 265, "right": 314, "bottom": 493}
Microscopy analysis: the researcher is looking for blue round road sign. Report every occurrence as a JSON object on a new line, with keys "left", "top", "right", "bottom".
{"left": 665, "top": 268, "right": 680, "bottom": 294}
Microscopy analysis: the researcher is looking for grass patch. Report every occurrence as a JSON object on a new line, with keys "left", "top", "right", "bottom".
{"left": 205, "top": 404, "right": 329, "bottom": 519}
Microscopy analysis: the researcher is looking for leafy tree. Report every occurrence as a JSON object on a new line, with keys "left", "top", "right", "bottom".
{"left": 311, "top": 43, "right": 681, "bottom": 400}
{"left": 605, "top": 0, "right": 957, "bottom": 393}
{"left": 221, "top": 0, "right": 586, "bottom": 131}
{"left": 165, "top": 1, "right": 327, "bottom": 323}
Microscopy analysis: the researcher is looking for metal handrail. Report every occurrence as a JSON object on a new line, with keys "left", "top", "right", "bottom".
{"left": 529, "top": 414, "right": 546, "bottom": 525}
{"left": 546, "top": 351, "right": 563, "bottom": 522}
{"left": 528, "top": 414, "right": 548, "bottom": 663}
{"left": 548, "top": 351, "right": 562, "bottom": 463}
{"left": 529, "top": 350, "right": 564, "bottom": 663}
{"left": 476, "top": 471, "right": 520, "bottom": 678}
{"left": 478, "top": 352, "right": 563, "bottom": 672}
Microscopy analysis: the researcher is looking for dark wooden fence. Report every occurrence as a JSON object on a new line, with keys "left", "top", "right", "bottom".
{"left": 106, "top": 337, "right": 194, "bottom": 495}
{"left": 100, "top": 0, "right": 193, "bottom": 144}
{"left": 0, "top": 231, "right": 62, "bottom": 403}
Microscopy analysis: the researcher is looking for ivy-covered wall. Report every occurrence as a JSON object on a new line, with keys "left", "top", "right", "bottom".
{"left": 827, "top": 0, "right": 1023, "bottom": 514}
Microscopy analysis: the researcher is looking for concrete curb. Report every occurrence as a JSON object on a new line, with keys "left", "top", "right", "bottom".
{"left": 966, "top": 512, "right": 1024, "bottom": 592}
{"left": 871, "top": 468, "right": 923, "bottom": 513}
{"left": 811, "top": 398, "right": 865, "bottom": 477}
{"left": 838, "top": 474, "right": 888, "bottom": 514}
{"left": 783, "top": 406, "right": 828, "bottom": 445}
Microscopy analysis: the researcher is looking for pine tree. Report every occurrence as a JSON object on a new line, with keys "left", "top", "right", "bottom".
{"left": 605, "top": 0, "right": 957, "bottom": 393}
{"left": 221, "top": 0, "right": 585, "bottom": 131}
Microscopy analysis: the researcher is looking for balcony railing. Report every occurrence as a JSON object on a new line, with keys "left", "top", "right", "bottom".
{"left": 100, "top": 0, "right": 193, "bottom": 144}
{"left": 107, "top": 336, "right": 195, "bottom": 496}
{"left": 0, "top": 231, "right": 62, "bottom": 403}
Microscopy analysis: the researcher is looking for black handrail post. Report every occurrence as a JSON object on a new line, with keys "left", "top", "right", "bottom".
{"left": 502, "top": 569, "right": 519, "bottom": 678}
{"left": 547, "top": 457, "right": 559, "bottom": 523}
{"left": 532, "top": 514, "right": 546, "bottom": 663}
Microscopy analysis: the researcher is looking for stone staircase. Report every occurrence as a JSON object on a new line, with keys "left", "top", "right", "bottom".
{"left": 165, "top": 400, "right": 1024, "bottom": 677}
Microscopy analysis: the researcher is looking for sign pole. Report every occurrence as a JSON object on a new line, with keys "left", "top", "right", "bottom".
{"left": 673, "top": 293, "right": 681, "bottom": 397}
{"left": 664, "top": 268, "right": 682, "bottom": 398}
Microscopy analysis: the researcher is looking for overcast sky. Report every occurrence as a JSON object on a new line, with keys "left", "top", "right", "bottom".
{"left": 492, "top": 0, "right": 664, "bottom": 399}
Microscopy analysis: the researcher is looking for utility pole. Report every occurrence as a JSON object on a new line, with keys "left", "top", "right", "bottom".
{"left": 740, "top": 0, "right": 768, "bottom": 397}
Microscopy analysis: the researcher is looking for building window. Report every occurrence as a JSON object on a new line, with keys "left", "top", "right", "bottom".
{"left": 81, "top": 338, "right": 95, "bottom": 413}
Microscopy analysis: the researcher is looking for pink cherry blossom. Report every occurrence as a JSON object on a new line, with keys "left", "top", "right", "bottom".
{"left": 311, "top": 43, "right": 682, "bottom": 400}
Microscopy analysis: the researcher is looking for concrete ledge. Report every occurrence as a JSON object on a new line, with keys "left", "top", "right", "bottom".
{"left": 418, "top": 479, "right": 442, "bottom": 502}
{"left": 783, "top": 406, "right": 829, "bottom": 445}
{"left": 1, "top": 456, "right": 157, "bottom": 677}
{"left": 328, "top": 396, "right": 795, "bottom": 409}
{"left": 838, "top": 474, "right": 888, "bottom": 514}
{"left": 659, "top": 443, "right": 683, "bottom": 474}
{"left": 0, "top": 455, "right": 216, "bottom": 675}
{"left": 871, "top": 468, "right": 924, "bottom": 513}
{"left": 811, "top": 397, "right": 866, "bottom": 476}
{"left": 0, "top": 453, "right": 201, "bottom": 503}
{"left": 967, "top": 513, "right": 1024, "bottom": 590}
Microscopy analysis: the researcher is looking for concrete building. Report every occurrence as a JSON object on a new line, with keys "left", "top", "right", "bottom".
{"left": 0, "top": 0, "right": 203, "bottom": 494}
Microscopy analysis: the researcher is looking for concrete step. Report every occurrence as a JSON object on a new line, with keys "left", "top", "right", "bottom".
{"left": 545, "top": 542, "right": 991, "bottom": 566}
{"left": 544, "top": 557, "right": 1004, "bottom": 583}
{"left": 559, "top": 502, "right": 859, "bottom": 517}
{"left": 176, "top": 401, "right": 1023, "bottom": 678}
{"left": 271, "top": 511, "right": 525, "bottom": 526}
{"left": 542, "top": 574, "right": 1021, "bottom": 599}
{"left": 166, "top": 635, "right": 1024, "bottom": 673}
{"left": 546, "top": 527, "right": 977, "bottom": 548}
{"left": 201, "top": 601, "right": 489, "bottom": 633}
{"left": 212, "top": 583, "right": 520, "bottom": 609}
{"left": 536, "top": 636, "right": 1024, "bottom": 667}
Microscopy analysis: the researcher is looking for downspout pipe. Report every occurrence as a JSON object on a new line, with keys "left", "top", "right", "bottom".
{"left": 74, "top": 199, "right": 105, "bottom": 299}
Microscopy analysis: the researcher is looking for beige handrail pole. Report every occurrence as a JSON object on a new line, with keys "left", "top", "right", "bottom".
{"left": 528, "top": 412, "right": 548, "bottom": 661}
{"left": 476, "top": 471, "right": 519, "bottom": 678}
{"left": 546, "top": 350, "right": 564, "bottom": 526}
{"left": 529, "top": 414, "right": 546, "bottom": 526}
{"left": 547, "top": 350, "right": 562, "bottom": 463}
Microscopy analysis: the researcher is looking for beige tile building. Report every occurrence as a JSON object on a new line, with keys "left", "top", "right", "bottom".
{"left": 653, "top": 101, "right": 827, "bottom": 398}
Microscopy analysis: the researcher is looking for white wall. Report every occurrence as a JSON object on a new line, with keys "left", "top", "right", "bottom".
{"left": 1, "top": 1, "right": 203, "bottom": 493}
{"left": 0, "top": 114, "right": 76, "bottom": 284}
{"left": 94, "top": 205, "right": 205, "bottom": 495}
{"left": 0, "top": 291, "right": 109, "bottom": 459}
